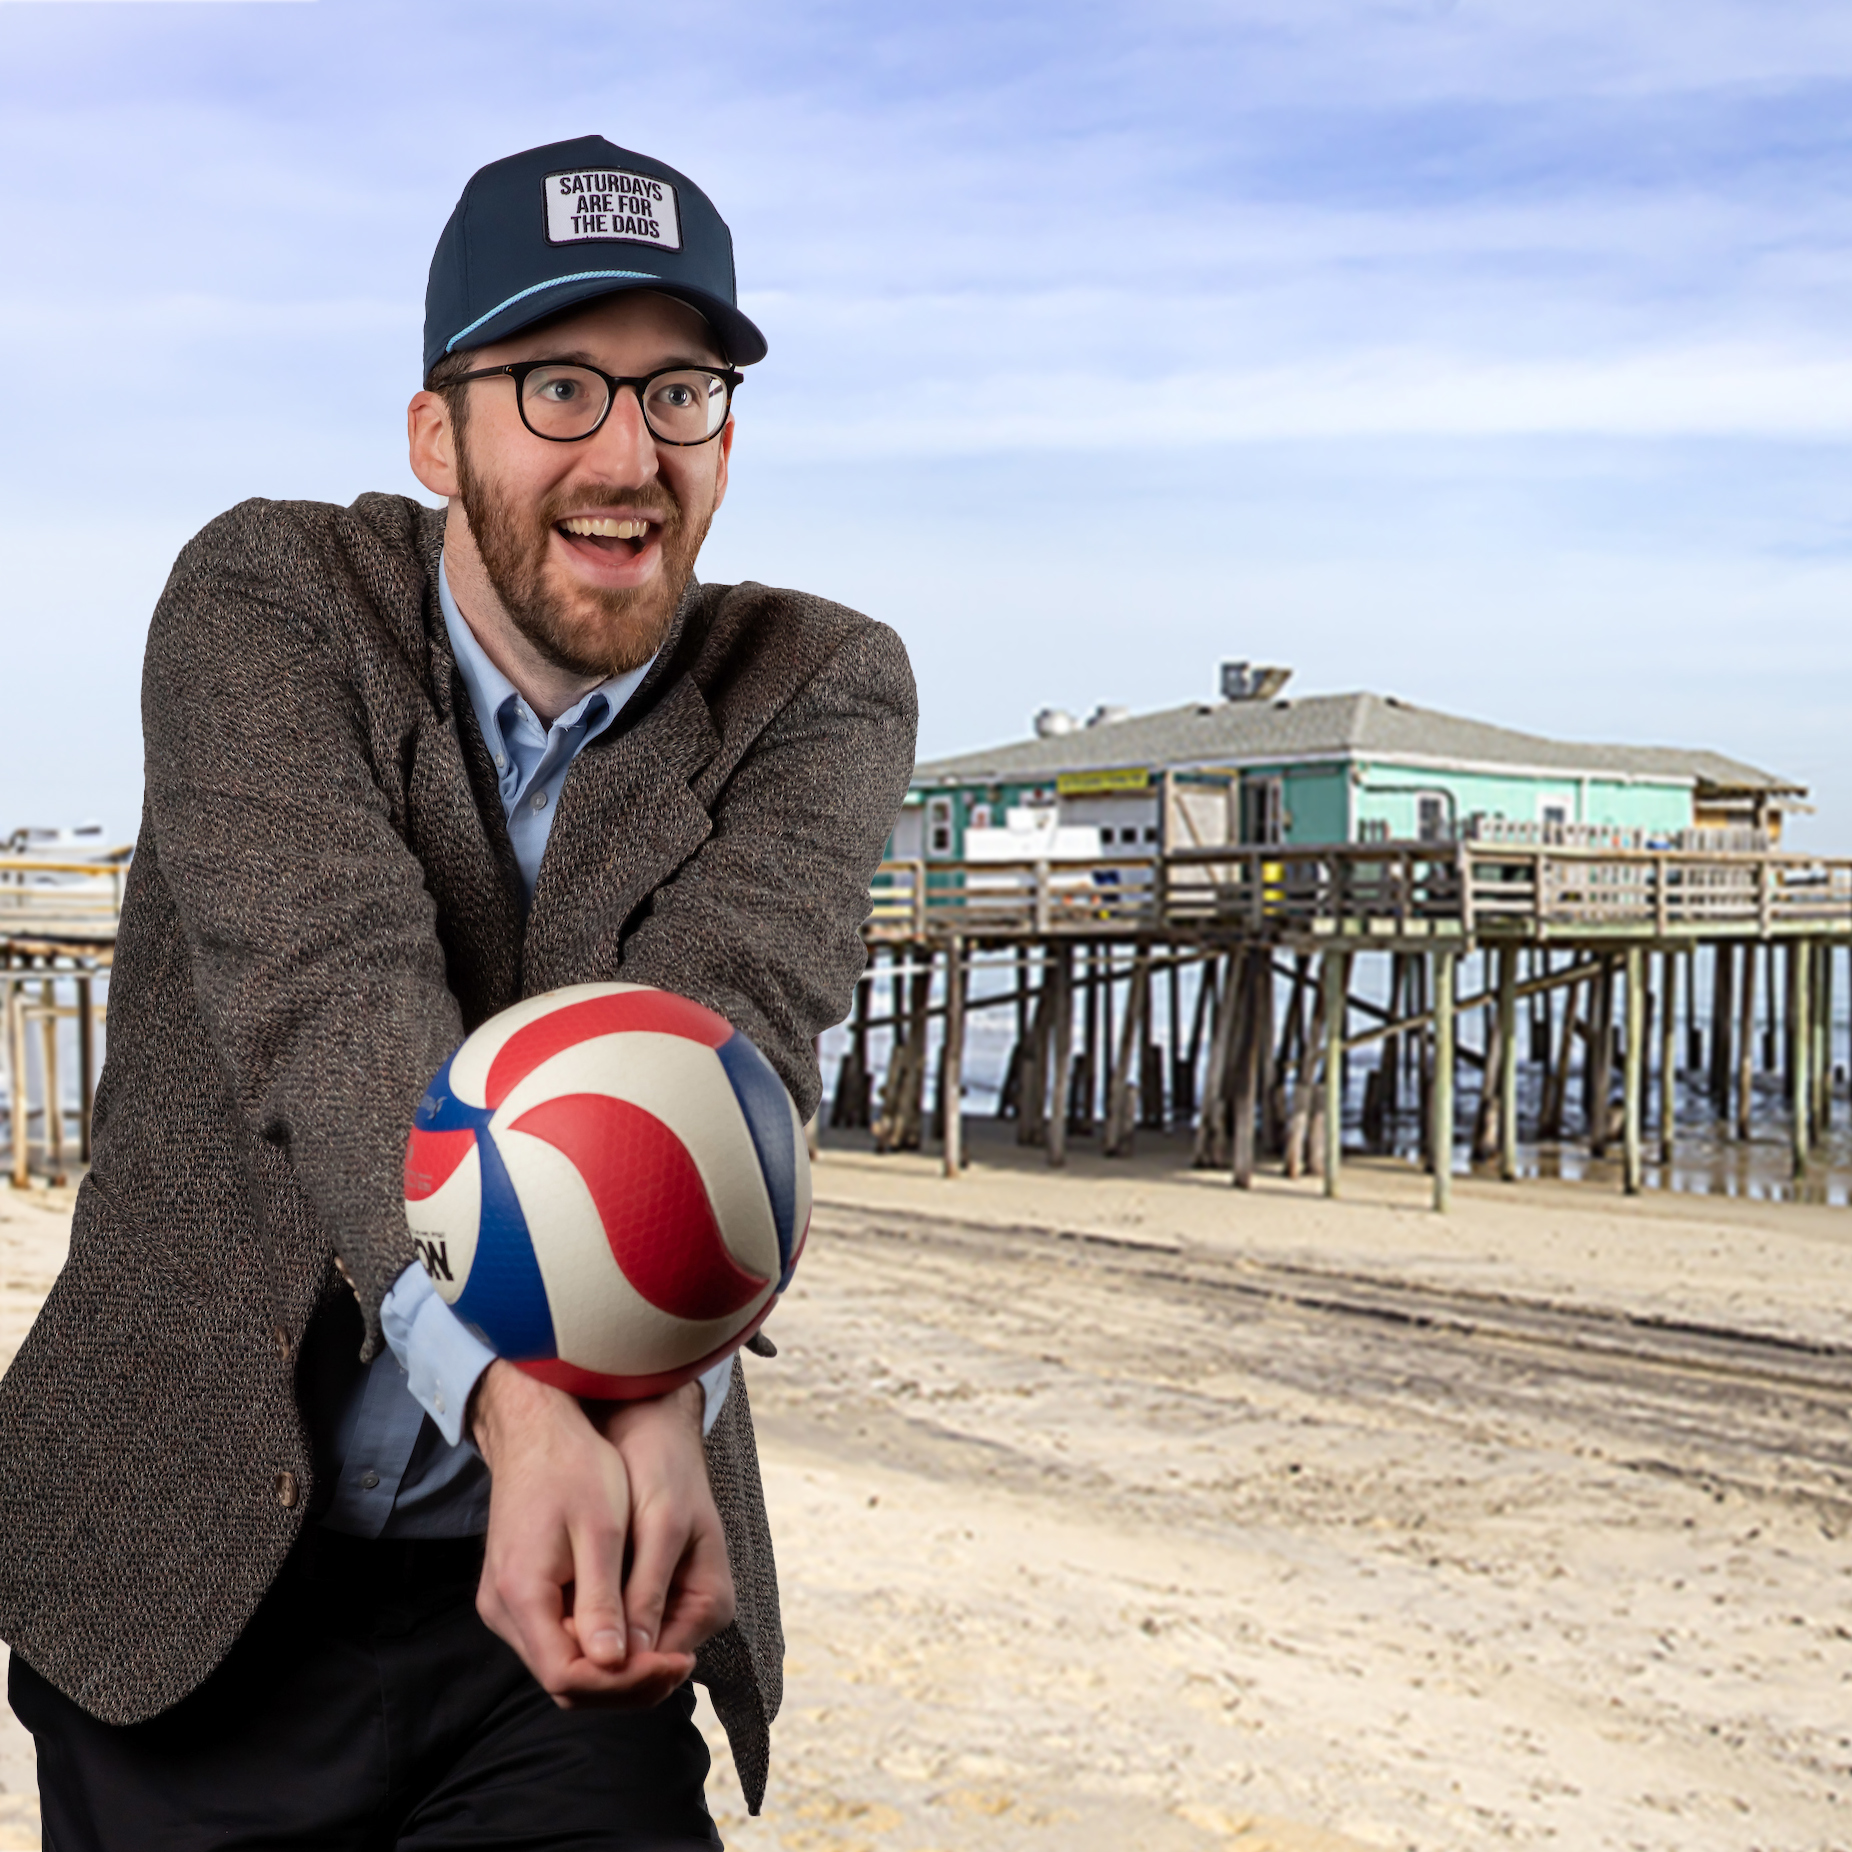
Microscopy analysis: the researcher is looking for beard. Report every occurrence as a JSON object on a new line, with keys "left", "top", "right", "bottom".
{"left": 454, "top": 441, "right": 713, "bottom": 679}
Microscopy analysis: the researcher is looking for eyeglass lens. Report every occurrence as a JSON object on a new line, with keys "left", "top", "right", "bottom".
{"left": 520, "top": 366, "right": 731, "bottom": 443}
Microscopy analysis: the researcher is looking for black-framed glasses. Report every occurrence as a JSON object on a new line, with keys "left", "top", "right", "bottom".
{"left": 448, "top": 359, "right": 743, "bottom": 446}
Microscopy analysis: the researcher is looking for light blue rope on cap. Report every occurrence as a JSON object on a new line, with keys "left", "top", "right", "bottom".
{"left": 446, "top": 269, "right": 658, "bottom": 353}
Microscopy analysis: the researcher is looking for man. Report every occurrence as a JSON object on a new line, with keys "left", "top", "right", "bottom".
{"left": 0, "top": 135, "right": 915, "bottom": 1848}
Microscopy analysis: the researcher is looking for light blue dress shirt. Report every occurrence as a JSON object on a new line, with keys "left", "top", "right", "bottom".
{"left": 317, "top": 556, "right": 732, "bottom": 1537}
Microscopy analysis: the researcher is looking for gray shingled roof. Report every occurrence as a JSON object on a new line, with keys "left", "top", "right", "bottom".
{"left": 914, "top": 692, "right": 1799, "bottom": 796}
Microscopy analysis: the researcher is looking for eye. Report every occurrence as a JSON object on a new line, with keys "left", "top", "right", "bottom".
{"left": 654, "top": 381, "right": 697, "bottom": 410}
{"left": 534, "top": 377, "right": 584, "bottom": 404}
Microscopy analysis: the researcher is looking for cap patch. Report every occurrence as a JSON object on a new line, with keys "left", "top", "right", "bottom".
{"left": 545, "top": 169, "right": 682, "bottom": 252}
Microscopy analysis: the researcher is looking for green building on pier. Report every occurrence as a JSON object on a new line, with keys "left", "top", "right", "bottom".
{"left": 895, "top": 664, "right": 1802, "bottom": 864}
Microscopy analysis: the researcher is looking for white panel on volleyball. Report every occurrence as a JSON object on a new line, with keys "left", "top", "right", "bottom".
{"left": 492, "top": 1031, "right": 785, "bottom": 1287}
{"left": 496, "top": 1130, "right": 775, "bottom": 1374}
{"left": 404, "top": 1141, "right": 482, "bottom": 1304}
{"left": 446, "top": 982, "right": 649, "bottom": 1107}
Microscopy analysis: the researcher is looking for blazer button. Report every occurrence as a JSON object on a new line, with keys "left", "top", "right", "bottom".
{"left": 274, "top": 1471, "right": 299, "bottom": 1509}
{"left": 272, "top": 1325, "right": 291, "bottom": 1359}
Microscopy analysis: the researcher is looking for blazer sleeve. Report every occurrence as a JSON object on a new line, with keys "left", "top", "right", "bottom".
{"left": 617, "top": 618, "right": 918, "bottom": 1117}
{"left": 140, "top": 505, "right": 463, "bottom": 1342}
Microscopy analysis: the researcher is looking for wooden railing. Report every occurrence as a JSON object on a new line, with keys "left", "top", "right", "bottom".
{"left": 867, "top": 842, "right": 1852, "bottom": 940}
{"left": 0, "top": 853, "right": 131, "bottom": 944}
{"left": 7, "top": 841, "right": 1850, "bottom": 949}
{"left": 869, "top": 858, "right": 1164, "bottom": 938}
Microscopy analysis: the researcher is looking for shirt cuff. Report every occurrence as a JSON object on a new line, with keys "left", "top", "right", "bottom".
{"left": 698, "top": 1353, "right": 733, "bottom": 1436}
{"left": 381, "top": 1261, "right": 733, "bottom": 1442}
{"left": 380, "top": 1262, "right": 498, "bottom": 1448}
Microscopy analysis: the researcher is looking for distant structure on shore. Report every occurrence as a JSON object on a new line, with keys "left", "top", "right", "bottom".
{"left": 3, "top": 824, "right": 127, "bottom": 1188}
{"left": 3, "top": 823, "right": 114, "bottom": 857}
{"left": 897, "top": 663, "right": 1804, "bottom": 863}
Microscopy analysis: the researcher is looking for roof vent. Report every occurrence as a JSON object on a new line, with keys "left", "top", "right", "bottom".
{"left": 1034, "top": 707, "right": 1079, "bottom": 738}
{"left": 1221, "top": 661, "right": 1292, "bottom": 702}
{"left": 1086, "top": 703, "right": 1131, "bottom": 729}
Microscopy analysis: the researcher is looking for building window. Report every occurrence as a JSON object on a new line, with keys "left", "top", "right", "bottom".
{"left": 1541, "top": 804, "right": 1567, "bottom": 828}
{"left": 1417, "top": 795, "right": 1448, "bottom": 843}
{"left": 970, "top": 804, "right": 992, "bottom": 830}
{"left": 1241, "top": 776, "right": 1285, "bottom": 845}
{"left": 1143, "top": 826, "right": 1159, "bottom": 842}
{"left": 927, "top": 796, "right": 953, "bottom": 857}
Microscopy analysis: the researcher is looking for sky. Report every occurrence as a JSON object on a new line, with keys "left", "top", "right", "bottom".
{"left": 3, "top": 0, "right": 1852, "bottom": 844}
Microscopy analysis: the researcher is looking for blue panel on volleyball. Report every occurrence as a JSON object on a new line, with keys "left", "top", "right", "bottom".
{"left": 414, "top": 1052, "right": 558, "bottom": 1361}
{"left": 716, "top": 1030, "right": 799, "bottom": 1283}
{"left": 451, "top": 1133, "right": 558, "bottom": 1359}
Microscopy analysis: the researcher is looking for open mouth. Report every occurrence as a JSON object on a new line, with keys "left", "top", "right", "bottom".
{"left": 557, "top": 514, "right": 658, "bottom": 557}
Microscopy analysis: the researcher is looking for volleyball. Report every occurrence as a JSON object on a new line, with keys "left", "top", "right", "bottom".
{"left": 402, "top": 983, "right": 809, "bottom": 1398}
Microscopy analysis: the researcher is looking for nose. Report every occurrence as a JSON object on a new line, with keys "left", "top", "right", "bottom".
{"left": 581, "top": 382, "right": 659, "bottom": 481}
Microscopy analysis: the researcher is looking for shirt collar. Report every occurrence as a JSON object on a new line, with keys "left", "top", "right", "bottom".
{"left": 437, "top": 551, "right": 655, "bottom": 749}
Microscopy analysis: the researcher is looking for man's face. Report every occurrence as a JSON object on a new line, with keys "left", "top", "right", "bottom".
{"left": 443, "top": 291, "right": 732, "bottom": 678}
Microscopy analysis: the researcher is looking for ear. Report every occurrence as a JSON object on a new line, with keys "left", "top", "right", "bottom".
{"left": 408, "top": 389, "right": 461, "bottom": 499}
{"left": 710, "top": 416, "right": 734, "bottom": 517}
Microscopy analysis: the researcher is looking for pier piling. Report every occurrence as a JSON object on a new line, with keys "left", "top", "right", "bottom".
{"left": 941, "top": 935, "right": 965, "bottom": 1178}
{"left": 1709, "top": 944, "right": 1734, "bottom": 1120}
{"left": 1322, "top": 951, "right": 1347, "bottom": 1196}
{"left": 1658, "top": 949, "right": 1678, "bottom": 1165}
{"left": 1735, "top": 942, "right": 1756, "bottom": 1140}
{"left": 1498, "top": 946, "right": 1519, "bottom": 1182}
{"left": 1791, "top": 939, "right": 1812, "bottom": 1179}
{"left": 1230, "top": 950, "right": 1263, "bottom": 1189}
{"left": 1048, "top": 946, "right": 1074, "bottom": 1168}
{"left": 1623, "top": 946, "right": 1645, "bottom": 1194}
{"left": 1432, "top": 948, "right": 1457, "bottom": 1213}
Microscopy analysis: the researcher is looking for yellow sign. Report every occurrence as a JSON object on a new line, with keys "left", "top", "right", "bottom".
{"left": 1055, "top": 767, "right": 1150, "bottom": 797}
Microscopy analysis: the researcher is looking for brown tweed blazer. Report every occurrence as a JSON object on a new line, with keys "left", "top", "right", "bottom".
{"left": 0, "top": 492, "right": 916, "bottom": 1812}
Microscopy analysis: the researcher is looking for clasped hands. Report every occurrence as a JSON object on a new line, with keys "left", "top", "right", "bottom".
{"left": 468, "top": 1360, "right": 735, "bottom": 1708}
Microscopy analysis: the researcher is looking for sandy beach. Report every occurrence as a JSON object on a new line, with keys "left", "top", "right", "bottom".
{"left": 2, "top": 1136, "right": 1850, "bottom": 1849}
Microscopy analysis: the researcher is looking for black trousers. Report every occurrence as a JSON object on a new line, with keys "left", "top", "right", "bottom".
{"left": 8, "top": 1531, "right": 724, "bottom": 1852}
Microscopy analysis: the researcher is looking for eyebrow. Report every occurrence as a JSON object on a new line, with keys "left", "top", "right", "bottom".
{"left": 535, "top": 349, "right": 724, "bottom": 373}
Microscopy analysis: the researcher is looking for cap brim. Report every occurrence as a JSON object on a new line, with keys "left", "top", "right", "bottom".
{"left": 439, "top": 274, "right": 767, "bottom": 373}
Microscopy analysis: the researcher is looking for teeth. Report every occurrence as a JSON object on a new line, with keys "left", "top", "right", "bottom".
{"left": 562, "top": 517, "right": 649, "bottom": 540}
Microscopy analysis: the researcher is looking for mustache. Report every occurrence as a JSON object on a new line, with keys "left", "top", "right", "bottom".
{"left": 536, "top": 480, "right": 682, "bottom": 534}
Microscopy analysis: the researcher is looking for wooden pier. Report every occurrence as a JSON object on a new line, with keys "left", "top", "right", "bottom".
{"left": 6, "top": 836, "right": 1851, "bottom": 1210}
{"left": 1, "top": 852, "right": 121, "bottom": 1188}
{"left": 848, "top": 839, "right": 1852, "bottom": 1207}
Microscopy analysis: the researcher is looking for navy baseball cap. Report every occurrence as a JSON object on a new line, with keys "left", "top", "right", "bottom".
{"left": 423, "top": 135, "right": 766, "bottom": 382}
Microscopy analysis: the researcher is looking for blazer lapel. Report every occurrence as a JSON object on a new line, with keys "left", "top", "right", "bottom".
{"left": 521, "top": 673, "right": 722, "bottom": 993}
{"left": 404, "top": 536, "right": 527, "bottom": 1025}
